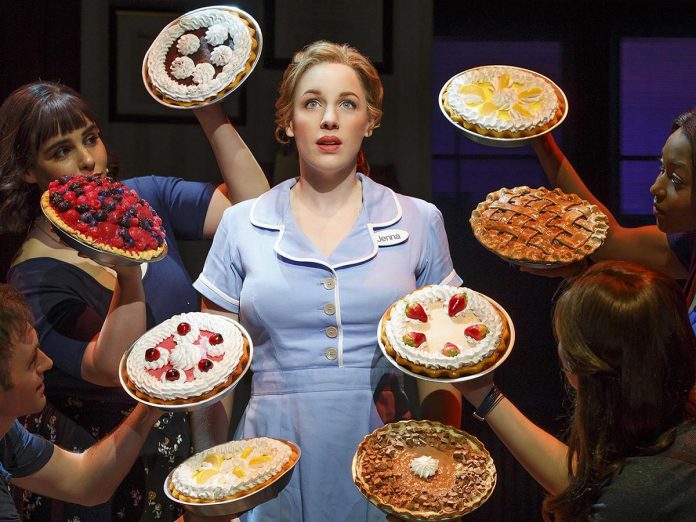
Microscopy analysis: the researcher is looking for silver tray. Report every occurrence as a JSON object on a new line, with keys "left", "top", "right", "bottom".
{"left": 438, "top": 65, "right": 569, "bottom": 148}
{"left": 41, "top": 206, "right": 168, "bottom": 267}
{"left": 164, "top": 439, "right": 300, "bottom": 517}
{"left": 378, "top": 295, "right": 515, "bottom": 383}
{"left": 118, "top": 315, "right": 253, "bottom": 412}
{"left": 142, "top": 5, "right": 263, "bottom": 109}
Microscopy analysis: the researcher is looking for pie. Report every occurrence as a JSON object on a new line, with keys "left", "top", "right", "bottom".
{"left": 168, "top": 437, "right": 299, "bottom": 503}
{"left": 470, "top": 186, "right": 609, "bottom": 266}
{"left": 144, "top": 6, "right": 259, "bottom": 107}
{"left": 122, "top": 312, "right": 250, "bottom": 405}
{"left": 353, "top": 420, "right": 496, "bottom": 520}
{"left": 441, "top": 65, "right": 565, "bottom": 138}
{"left": 381, "top": 285, "right": 511, "bottom": 379}
{"left": 41, "top": 174, "right": 166, "bottom": 261}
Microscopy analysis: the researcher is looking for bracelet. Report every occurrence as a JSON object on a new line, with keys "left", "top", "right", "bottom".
{"left": 472, "top": 385, "right": 504, "bottom": 421}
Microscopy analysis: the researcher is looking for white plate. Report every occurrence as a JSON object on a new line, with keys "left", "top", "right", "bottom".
{"left": 438, "top": 65, "right": 569, "bottom": 148}
{"left": 118, "top": 316, "right": 253, "bottom": 412}
{"left": 164, "top": 439, "right": 300, "bottom": 517}
{"left": 378, "top": 295, "right": 515, "bottom": 383}
{"left": 142, "top": 5, "right": 263, "bottom": 109}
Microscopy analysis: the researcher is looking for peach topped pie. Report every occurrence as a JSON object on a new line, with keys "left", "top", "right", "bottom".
{"left": 470, "top": 186, "right": 609, "bottom": 266}
{"left": 353, "top": 420, "right": 496, "bottom": 520}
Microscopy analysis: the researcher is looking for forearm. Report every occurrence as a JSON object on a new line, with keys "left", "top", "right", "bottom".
{"left": 81, "top": 268, "right": 146, "bottom": 386}
{"left": 17, "top": 404, "right": 161, "bottom": 505}
{"left": 194, "top": 105, "right": 269, "bottom": 204}
{"left": 463, "top": 384, "right": 569, "bottom": 495}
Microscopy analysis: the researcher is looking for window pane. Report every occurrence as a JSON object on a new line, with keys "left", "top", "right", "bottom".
{"left": 620, "top": 38, "right": 696, "bottom": 156}
{"left": 620, "top": 160, "right": 657, "bottom": 215}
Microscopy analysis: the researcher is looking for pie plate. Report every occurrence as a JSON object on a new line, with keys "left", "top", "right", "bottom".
{"left": 352, "top": 420, "right": 496, "bottom": 521}
{"left": 41, "top": 206, "right": 168, "bottom": 267}
{"left": 118, "top": 316, "right": 253, "bottom": 412}
{"left": 164, "top": 439, "right": 300, "bottom": 517}
{"left": 142, "top": 5, "right": 263, "bottom": 109}
{"left": 378, "top": 296, "right": 515, "bottom": 383}
{"left": 438, "top": 65, "right": 569, "bottom": 148}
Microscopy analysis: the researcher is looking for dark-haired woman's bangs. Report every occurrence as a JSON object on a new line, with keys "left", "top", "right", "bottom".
{"left": 33, "top": 95, "right": 95, "bottom": 146}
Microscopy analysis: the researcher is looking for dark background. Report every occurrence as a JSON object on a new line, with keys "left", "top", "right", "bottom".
{"left": 2, "top": 1, "right": 693, "bottom": 520}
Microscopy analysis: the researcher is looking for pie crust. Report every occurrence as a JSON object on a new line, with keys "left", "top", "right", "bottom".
{"left": 470, "top": 186, "right": 609, "bottom": 266}
{"left": 353, "top": 420, "right": 496, "bottom": 520}
{"left": 168, "top": 438, "right": 299, "bottom": 504}
{"left": 41, "top": 175, "right": 166, "bottom": 261}
{"left": 441, "top": 65, "right": 565, "bottom": 139}
{"left": 122, "top": 313, "right": 250, "bottom": 406}
{"left": 380, "top": 285, "right": 511, "bottom": 379}
{"left": 144, "top": 6, "right": 259, "bottom": 108}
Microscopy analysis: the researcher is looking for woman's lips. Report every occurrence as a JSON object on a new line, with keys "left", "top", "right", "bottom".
{"left": 317, "top": 136, "right": 341, "bottom": 152}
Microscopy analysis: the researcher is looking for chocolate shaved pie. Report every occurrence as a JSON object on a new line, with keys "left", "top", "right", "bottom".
{"left": 470, "top": 186, "right": 609, "bottom": 266}
{"left": 353, "top": 420, "right": 496, "bottom": 520}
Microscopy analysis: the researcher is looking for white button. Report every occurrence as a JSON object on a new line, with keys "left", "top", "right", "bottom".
{"left": 326, "top": 326, "right": 338, "bottom": 338}
{"left": 323, "top": 303, "right": 336, "bottom": 315}
{"left": 323, "top": 278, "right": 336, "bottom": 290}
{"left": 325, "top": 347, "right": 337, "bottom": 360}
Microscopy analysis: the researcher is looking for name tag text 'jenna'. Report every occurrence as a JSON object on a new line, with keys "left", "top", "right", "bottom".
{"left": 375, "top": 229, "right": 409, "bottom": 246}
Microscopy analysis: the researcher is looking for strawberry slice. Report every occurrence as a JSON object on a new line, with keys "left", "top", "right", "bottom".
{"left": 441, "top": 342, "right": 460, "bottom": 357}
{"left": 405, "top": 302, "right": 428, "bottom": 322}
{"left": 448, "top": 292, "right": 468, "bottom": 317}
{"left": 402, "top": 331, "right": 426, "bottom": 348}
{"left": 465, "top": 324, "right": 489, "bottom": 341}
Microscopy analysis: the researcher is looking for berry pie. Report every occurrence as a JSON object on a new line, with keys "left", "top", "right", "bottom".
{"left": 41, "top": 174, "right": 166, "bottom": 261}
{"left": 470, "top": 186, "right": 609, "bottom": 266}
{"left": 353, "top": 420, "right": 496, "bottom": 520}
{"left": 381, "top": 285, "right": 511, "bottom": 379}
{"left": 123, "top": 312, "right": 250, "bottom": 406}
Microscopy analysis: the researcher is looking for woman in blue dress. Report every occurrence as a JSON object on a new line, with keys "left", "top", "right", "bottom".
{"left": 194, "top": 41, "right": 462, "bottom": 521}
{"left": 0, "top": 81, "right": 269, "bottom": 521}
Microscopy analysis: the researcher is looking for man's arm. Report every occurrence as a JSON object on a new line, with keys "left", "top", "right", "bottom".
{"left": 11, "top": 404, "right": 161, "bottom": 506}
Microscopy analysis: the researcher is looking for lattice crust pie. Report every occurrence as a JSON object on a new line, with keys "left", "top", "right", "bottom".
{"left": 123, "top": 312, "right": 250, "bottom": 405}
{"left": 353, "top": 420, "right": 496, "bottom": 520}
{"left": 381, "top": 285, "right": 511, "bottom": 379}
{"left": 470, "top": 186, "right": 610, "bottom": 266}
{"left": 169, "top": 437, "right": 299, "bottom": 503}
{"left": 145, "top": 7, "right": 259, "bottom": 107}
{"left": 41, "top": 174, "right": 166, "bottom": 261}
{"left": 441, "top": 65, "right": 565, "bottom": 138}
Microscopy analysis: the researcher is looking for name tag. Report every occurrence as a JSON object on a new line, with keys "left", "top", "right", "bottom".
{"left": 375, "top": 229, "right": 408, "bottom": 246}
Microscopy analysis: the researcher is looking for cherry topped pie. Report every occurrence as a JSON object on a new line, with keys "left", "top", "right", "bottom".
{"left": 41, "top": 174, "right": 166, "bottom": 261}
{"left": 470, "top": 186, "right": 609, "bottom": 266}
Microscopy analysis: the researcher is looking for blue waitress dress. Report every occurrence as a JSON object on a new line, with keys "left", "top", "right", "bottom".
{"left": 194, "top": 173, "right": 462, "bottom": 522}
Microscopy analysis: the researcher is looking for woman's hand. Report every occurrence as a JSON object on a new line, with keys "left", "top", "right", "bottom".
{"left": 452, "top": 372, "right": 496, "bottom": 409}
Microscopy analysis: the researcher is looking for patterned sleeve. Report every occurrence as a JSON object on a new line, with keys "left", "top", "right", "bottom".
{"left": 193, "top": 204, "right": 247, "bottom": 313}
{"left": 126, "top": 176, "right": 216, "bottom": 241}
{"left": 8, "top": 260, "right": 107, "bottom": 379}
{"left": 416, "top": 202, "right": 463, "bottom": 288}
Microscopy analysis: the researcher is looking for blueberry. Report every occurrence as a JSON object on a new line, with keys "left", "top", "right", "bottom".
{"left": 112, "top": 194, "right": 122, "bottom": 201}
{"left": 94, "top": 210, "right": 107, "bottom": 222}
{"left": 69, "top": 182, "right": 81, "bottom": 190}
{"left": 57, "top": 201, "right": 71, "bottom": 212}
{"left": 74, "top": 188, "right": 84, "bottom": 197}
{"left": 124, "top": 236, "right": 135, "bottom": 246}
{"left": 98, "top": 190, "right": 110, "bottom": 197}
{"left": 79, "top": 213, "right": 95, "bottom": 225}
{"left": 140, "top": 218, "right": 152, "bottom": 231}
{"left": 102, "top": 202, "right": 115, "bottom": 212}
{"left": 59, "top": 175, "right": 72, "bottom": 185}
{"left": 118, "top": 217, "right": 130, "bottom": 228}
{"left": 75, "top": 203, "right": 89, "bottom": 213}
{"left": 50, "top": 193, "right": 63, "bottom": 204}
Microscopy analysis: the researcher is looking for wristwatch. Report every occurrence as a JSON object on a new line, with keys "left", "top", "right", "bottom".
{"left": 472, "top": 385, "right": 504, "bottom": 421}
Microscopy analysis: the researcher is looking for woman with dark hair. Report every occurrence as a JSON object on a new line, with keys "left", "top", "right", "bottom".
{"left": 531, "top": 110, "right": 696, "bottom": 328}
{"left": 456, "top": 260, "right": 696, "bottom": 520}
{"left": 194, "top": 40, "right": 462, "bottom": 521}
{"left": 0, "top": 81, "right": 268, "bottom": 521}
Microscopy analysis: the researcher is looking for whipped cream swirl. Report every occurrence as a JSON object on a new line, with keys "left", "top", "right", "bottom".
{"left": 410, "top": 455, "right": 439, "bottom": 478}
{"left": 170, "top": 57, "right": 194, "bottom": 79}
{"left": 177, "top": 34, "right": 200, "bottom": 55}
